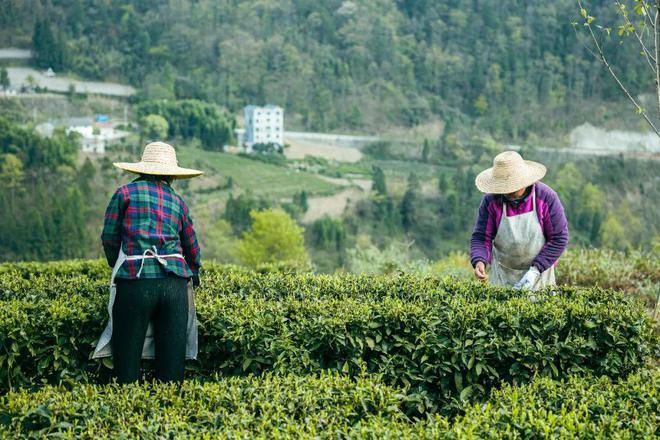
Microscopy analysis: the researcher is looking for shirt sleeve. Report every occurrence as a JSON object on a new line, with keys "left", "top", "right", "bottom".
{"left": 180, "top": 200, "right": 201, "bottom": 277}
{"left": 532, "top": 190, "right": 569, "bottom": 272}
{"left": 101, "top": 188, "right": 125, "bottom": 267}
{"left": 470, "top": 196, "right": 496, "bottom": 268}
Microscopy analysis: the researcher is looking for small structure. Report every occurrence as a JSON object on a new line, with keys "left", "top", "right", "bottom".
{"left": 243, "top": 105, "right": 284, "bottom": 152}
{"left": 67, "top": 125, "right": 128, "bottom": 154}
{"left": 234, "top": 128, "right": 245, "bottom": 150}
{"left": 35, "top": 122, "right": 55, "bottom": 138}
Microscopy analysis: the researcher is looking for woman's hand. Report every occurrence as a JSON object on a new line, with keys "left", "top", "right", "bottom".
{"left": 474, "top": 261, "right": 488, "bottom": 282}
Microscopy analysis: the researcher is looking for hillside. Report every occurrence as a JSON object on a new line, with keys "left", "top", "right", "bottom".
{"left": 0, "top": 0, "right": 653, "bottom": 140}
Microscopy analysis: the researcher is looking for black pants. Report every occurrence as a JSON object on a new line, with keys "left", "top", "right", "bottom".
{"left": 112, "top": 275, "right": 188, "bottom": 384}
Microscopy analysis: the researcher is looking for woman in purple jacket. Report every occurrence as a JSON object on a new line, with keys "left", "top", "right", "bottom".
{"left": 470, "top": 151, "right": 568, "bottom": 290}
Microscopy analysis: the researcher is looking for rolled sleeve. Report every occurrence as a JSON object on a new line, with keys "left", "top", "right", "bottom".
{"left": 180, "top": 201, "right": 201, "bottom": 277}
{"left": 101, "top": 188, "right": 125, "bottom": 267}
{"left": 470, "top": 196, "right": 495, "bottom": 268}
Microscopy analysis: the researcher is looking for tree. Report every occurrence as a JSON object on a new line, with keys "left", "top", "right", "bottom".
{"left": 400, "top": 172, "right": 420, "bottom": 232}
{"left": 78, "top": 157, "right": 96, "bottom": 195}
{"left": 438, "top": 173, "right": 449, "bottom": 194}
{"left": 0, "top": 154, "right": 25, "bottom": 206}
{"left": 32, "top": 20, "right": 65, "bottom": 71}
{"left": 575, "top": 0, "right": 660, "bottom": 136}
{"left": 252, "top": 142, "right": 284, "bottom": 155}
{"left": 0, "top": 67, "right": 9, "bottom": 90}
{"left": 140, "top": 114, "right": 169, "bottom": 141}
{"left": 293, "top": 190, "right": 308, "bottom": 212}
{"left": 372, "top": 166, "right": 387, "bottom": 196}
{"left": 234, "top": 209, "right": 309, "bottom": 267}
{"left": 135, "top": 99, "right": 234, "bottom": 150}
{"left": 310, "top": 216, "right": 346, "bottom": 250}
{"left": 202, "top": 218, "right": 237, "bottom": 263}
{"left": 601, "top": 212, "right": 628, "bottom": 249}
{"left": 421, "top": 138, "right": 430, "bottom": 163}
{"left": 224, "top": 192, "right": 269, "bottom": 234}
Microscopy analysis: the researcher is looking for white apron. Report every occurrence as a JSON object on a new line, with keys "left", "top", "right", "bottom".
{"left": 490, "top": 187, "right": 555, "bottom": 290}
{"left": 92, "top": 246, "right": 198, "bottom": 361}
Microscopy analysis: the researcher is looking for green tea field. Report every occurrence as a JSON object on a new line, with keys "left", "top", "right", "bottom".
{"left": 0, "top": 251, "right": 658, "bottom": 438}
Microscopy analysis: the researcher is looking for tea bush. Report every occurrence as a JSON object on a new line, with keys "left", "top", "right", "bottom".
{"left": 557, "top": 248, "right": 660, "bottom": 309}
{"left": 1, "top": 370, "right": 658, "bottom": 439}
{"left": 0, "top": 372, "right": 411, "bottom": 439}
{"left": 447, "top": 367, "right": 660, "bottom": 439}
{"left": 1, "top": 267, "right": 656, "bottom": 414}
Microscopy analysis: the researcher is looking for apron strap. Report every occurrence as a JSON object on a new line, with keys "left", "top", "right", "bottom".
{"left": 132, "top": 245, "right": 184, "bottom": 278}
{"left": 502, "top": 184, "right": 536, "bottom": 221}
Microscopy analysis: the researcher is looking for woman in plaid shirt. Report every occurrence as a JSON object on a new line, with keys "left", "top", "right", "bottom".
{"left": 94, "top": 142, "right": 203, "bottom": 384}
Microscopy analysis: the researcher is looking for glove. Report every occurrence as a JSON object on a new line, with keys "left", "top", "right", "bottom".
{"left": 513, "top": 266, "right": 541, "bottom": 291}
{"left": 192, "top": 274, "right": 201, "bottom": 288}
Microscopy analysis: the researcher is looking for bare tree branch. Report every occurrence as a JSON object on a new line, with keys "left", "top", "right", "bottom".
{"left": 641, "top": 0, "right": 657, "bottom": 30}
{"left": 615, "top": 0, "right": 657, "bottom": 72}
{"left": 655, "top": 3, "right": 660, "bottom": 119}
{"left": 576, "top": 0, "right": 660, "bottom": 137}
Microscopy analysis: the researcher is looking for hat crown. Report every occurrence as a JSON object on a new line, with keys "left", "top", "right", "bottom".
{"left": 141, "top": 142, "right": 178, "bottom": 166}
{"left": 492, "top": 151, "right": 524, "bottom": 178}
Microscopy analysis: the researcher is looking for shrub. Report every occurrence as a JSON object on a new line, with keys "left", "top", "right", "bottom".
{"left": 1, "top": 370, "right": 658, "bottom": 438}
{"left": 446, "top": 368, "right": 660, "bottom": 438}
{"left": 557, "top": 248, "right": 660, "bottom": 309}
{"left": 0, "top": 267, "right": 656, "bottom": 415}
{"left": 0, "top": 373, "right": 410, "bottom": 438}
{"left": 0, "top": 259, "right": 110, "bottom": 280}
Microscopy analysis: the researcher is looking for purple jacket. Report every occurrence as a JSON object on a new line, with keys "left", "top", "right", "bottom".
{"left": 470, "top": 182, "right": 568, "bottom": 272}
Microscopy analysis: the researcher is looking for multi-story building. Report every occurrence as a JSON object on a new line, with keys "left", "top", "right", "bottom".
{"left": 243, "top": 105, "right": 284, "bottom": 151}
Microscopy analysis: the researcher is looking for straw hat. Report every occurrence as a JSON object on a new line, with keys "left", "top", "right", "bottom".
{"left": 113, "top": 142, "right": 203, "bottom": 179}
{"left": 475, "top": 151, "right": 546, "bottom": 194}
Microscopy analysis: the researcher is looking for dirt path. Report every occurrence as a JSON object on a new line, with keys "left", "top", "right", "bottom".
{"left": 285, "top": 138, "right": 363, "bottom": 162}
{"left": 302, "top": 178, "right": 372, "bottom": 224}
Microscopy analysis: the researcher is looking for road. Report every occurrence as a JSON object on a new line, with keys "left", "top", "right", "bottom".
{"left": 284, "top": 131, "right": 378, "bottom": 147}
{"left": 7, "top": 67, "right": 136, "bottom": 97}
{"left": 0, "top": 48, "right": 31, "bottom": 59}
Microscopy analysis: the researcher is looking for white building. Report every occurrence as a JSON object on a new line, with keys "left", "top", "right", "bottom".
{"left": 243, "top": 105, "right": 284, "bottom": 151}
{"left": 67, "top": 125, "right": 128, "bottom": 154}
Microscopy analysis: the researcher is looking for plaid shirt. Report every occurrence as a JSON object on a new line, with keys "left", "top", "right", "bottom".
{"left": 101, "top": 176, "right": 200, "bottom": 280}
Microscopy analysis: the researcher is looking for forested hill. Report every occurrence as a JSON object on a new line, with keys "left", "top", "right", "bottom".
{"left": 0, "top": 0, "right": 651, "bottom": 137}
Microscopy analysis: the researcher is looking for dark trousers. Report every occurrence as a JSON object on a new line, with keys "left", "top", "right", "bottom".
{"left": 112, "top": 275, "right": 188, "bottom": 384}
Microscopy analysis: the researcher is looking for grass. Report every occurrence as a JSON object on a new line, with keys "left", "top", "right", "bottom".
{"left": 177, "top": 146, "right": 339, "bottom": 200}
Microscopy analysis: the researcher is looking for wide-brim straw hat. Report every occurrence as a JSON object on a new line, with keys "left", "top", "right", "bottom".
{"left": 113, "top": 142, "right": 203, "bottom": 179}
{"left": 475, "top": 151, "right": 546, "bottom": 194}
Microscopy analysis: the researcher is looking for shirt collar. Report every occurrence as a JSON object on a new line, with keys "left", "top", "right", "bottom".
{"left": 501, "top": 185, "right": 532, "bottom": 207}
{"left": 134, "top": 174, "right": 171, "bottom": 186}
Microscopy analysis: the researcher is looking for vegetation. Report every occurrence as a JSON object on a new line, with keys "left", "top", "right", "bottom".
{"left": 0, "top": 0, "right": 654, "bottom": 137}
{"left": 135, "top": 99, "right": 234, "bottom": 150}
{"left": 0, "top": 118, "right": 95, "bottom": 261}
{"left": 176, "top": 146, "right": 338, "bottom": 199}
{"left": 138, "top": 114, "right": 168, "bottom": 142}
{"left": 575, "top": 0, "right": 660, "bottom": 136}
{"left": 234, "top": 209, "right": 309, "bottom": 268}
{"left": 1, "top": 369, "right": 659, "bottom": 438}
{"left": 1, "top": 262, "right": 656, "bottom": 411}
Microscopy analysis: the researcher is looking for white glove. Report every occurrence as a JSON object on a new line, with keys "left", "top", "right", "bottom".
{"left": 513, "top": 266, "right": 541, "bottom": 291}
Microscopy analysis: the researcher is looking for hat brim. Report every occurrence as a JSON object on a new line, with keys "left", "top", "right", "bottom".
{"left": 475, "top": 160, "right": 546, "bottom": 194}
{"left": 113, "top": 162, "right": 204, "bottom": 179}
